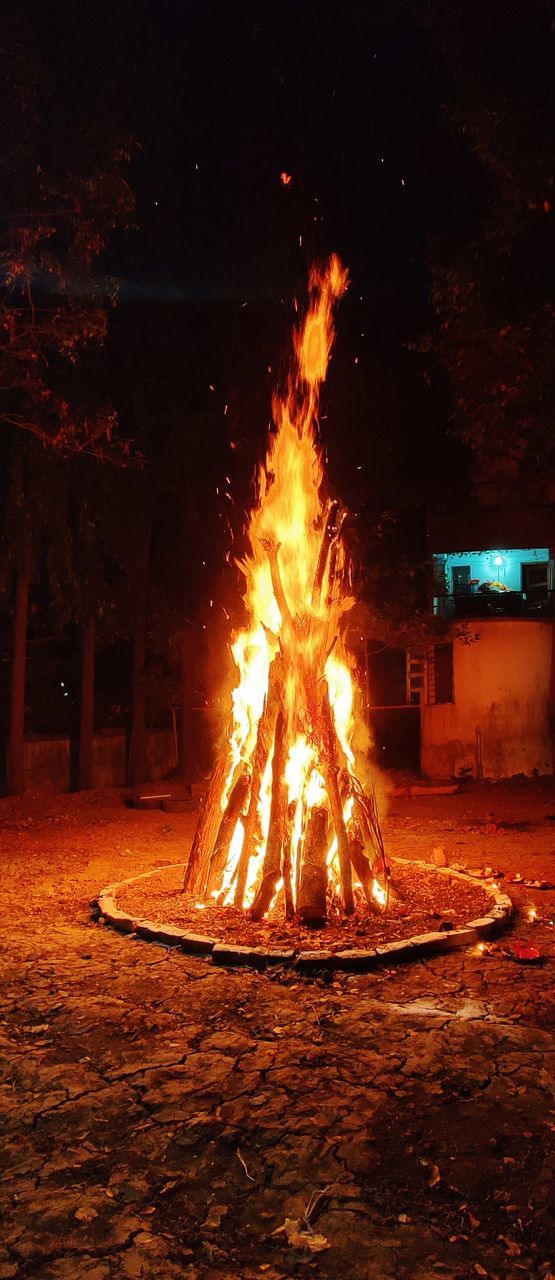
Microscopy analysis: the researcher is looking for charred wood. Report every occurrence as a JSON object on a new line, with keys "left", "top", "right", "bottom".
{"left": 206, "top": 770, "right": 250, "bottom": 897}
{"left": 297, "top": 804, "right": 329, "bottom": 925}
{"left": 320, "top": 684, "right": 354, "bottom": 914}
{"left": 250, "top": 705, "right": 288, "bottom": 920}
{"left": 282, "top": 800, "right": 297, "bottom": 920}
{"left": 182, "top": 745, "right": 234, "bottom": 893}
{"left": 233, "top": 657, "right": 282, "bottom": 907}
{"left": 347, "top": 819, "right": 381, "bottom": 914}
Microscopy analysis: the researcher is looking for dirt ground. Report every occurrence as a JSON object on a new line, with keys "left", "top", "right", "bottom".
{"left": 0, "top": 779, "right": 554, "bottom": 1280}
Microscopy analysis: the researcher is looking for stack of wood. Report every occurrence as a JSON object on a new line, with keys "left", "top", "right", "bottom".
{"left": 182, "top": 506, "right": 389, "bottom": 922}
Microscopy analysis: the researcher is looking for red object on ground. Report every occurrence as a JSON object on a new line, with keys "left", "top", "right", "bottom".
{"left": 509, "top": 940, "right": 542, "bottom": 963}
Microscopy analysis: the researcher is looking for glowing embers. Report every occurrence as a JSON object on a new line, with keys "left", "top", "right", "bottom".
{"left": 183, "top": 256, "right": 389, "bottom": 924}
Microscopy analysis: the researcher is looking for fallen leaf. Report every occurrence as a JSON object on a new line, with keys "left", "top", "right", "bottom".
{"left": 473, "top": 1265, "right": 487, "bottom": 1277}
{"left": 420, "top": 1157, "right": 441, "bottom": 1187}
{"left": 271, "top": 1217, "right": 329, "bottom": 1252}
{"left": 498, "top": 1235, "right": 521, "bottom": 1256}
{"left": 74, "top": 1207, "right": 98, "bottom": 1222}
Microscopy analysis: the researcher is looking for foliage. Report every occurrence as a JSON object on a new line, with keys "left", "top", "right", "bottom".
{"left": 415, "top": 0, "right": 554, "bottom": 480}
{"left": 0, "top": 40, "right": 136, "bottom": 459}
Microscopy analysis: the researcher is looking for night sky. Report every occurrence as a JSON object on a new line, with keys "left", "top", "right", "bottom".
{"left": 10, "top": 0, "right": 467, "bottom": 518}
{"left": 1, "top": 0, "right": 551, "bottom": 761}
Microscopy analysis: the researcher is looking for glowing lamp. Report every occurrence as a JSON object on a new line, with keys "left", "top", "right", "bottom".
{"left": 493, "top": 555, "right": 503, "bottom": 567}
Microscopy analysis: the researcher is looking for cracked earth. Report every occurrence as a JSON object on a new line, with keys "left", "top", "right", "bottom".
{"left": 1, "top": 782, "right": 553, "bottom": 1280}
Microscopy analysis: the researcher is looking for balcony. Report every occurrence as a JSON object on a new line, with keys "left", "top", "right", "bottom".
{"left": 434, "top": 590, "right": 555, "bottom": 621}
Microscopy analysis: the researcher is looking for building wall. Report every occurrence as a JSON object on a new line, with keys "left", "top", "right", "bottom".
{"left": 22, "top": 728, "right": 176, "bottom": 793}
{"left": 421, "top": 621, "right": 554, "bottom": 779}
{"left": 436, "top": 547, "right": 549, "bottom": 594}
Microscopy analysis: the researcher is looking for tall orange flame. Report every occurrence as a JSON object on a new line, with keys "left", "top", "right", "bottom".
{"left": 214, "top": 255, "right": 365, "bottom": 910}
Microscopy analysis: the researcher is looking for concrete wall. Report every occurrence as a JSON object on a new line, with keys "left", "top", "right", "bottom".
{"left": 421, "top": 621, "right": 554, "bottom": 779}
{"left": 22, "top": 728, "right": 176, "bottom": 793}
{"left": 437, "top": 547, "right": 549, "bottom": 594}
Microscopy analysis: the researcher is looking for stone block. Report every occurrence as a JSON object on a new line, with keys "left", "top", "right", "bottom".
{"left": 410, "top": 927, "right": 477, "bottom": 955}
{"left": 253, "top": 947, "right": 296, "bottom": 967}
{"left": 466, "top": 915, "right": 496, "bottom": 936}
{"left": 489, "top": 902, "right": 512, "bottom": 921}
{"left": 105, "top": 908, "right": 136, "bottom": 934}
{"left": 211, "top": 943, "right": 260, "bottom": 966}
{"left": 98, "top": 893, "right": 117, "bottom": 917}
{"left": 295, "top": 950, "right": 335, "bottom": 973}
{"left": 332, "top": 948, "right": 380, "bottom": 972}
{"left": 375, "top": 939, "right": 418, "bottom": 964}
{"left": 180, "top": 932, "right": 217, "bottom": 955}
{"left": 143, "top": 923, "right": 188, "bottom": 946}
{"left": 492, "top": 894, "right": 513, "bottom": 913}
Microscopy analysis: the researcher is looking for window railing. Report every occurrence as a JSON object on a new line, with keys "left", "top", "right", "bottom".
{"left": 433, "top": 590, "right": 555, "bottom": 620}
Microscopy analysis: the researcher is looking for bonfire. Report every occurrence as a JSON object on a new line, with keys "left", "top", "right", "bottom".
{"left": 183, "top": 256, "right": 389, "bottom": 925}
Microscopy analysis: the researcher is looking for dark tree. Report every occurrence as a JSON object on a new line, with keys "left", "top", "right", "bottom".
{"left": 0, "top": 443, "right": 71, "bottom": 793}
{"left": 418, "top": 0, "right": 554, "bottom": 485}
{"left": 0, "top": 37, "right": 137, "bottom": 792}
{"left": 0, "top": 40, "right": 135, "bottom": 459}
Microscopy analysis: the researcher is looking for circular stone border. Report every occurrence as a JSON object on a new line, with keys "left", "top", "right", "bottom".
{"left": 96, "top": 858, "right": 513, "bottom": 973}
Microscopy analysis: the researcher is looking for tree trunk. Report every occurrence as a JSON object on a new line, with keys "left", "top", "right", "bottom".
{"left": 129, "top": 605, "right": 147, "bottom": 786}
{"left": 7, "top": 564, "right": 30, "bottom": 796}
{"left": 78, "top": 615, "right": 95, "bottom": 790}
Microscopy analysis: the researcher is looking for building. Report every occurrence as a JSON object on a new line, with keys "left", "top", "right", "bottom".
{"left": 368, "top": 507, "right": 555, "bottom": 780}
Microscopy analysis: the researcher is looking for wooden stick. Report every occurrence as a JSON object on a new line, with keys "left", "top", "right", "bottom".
{"left": 182, "top": 744, "right": 234, "bottom": 892}
{"left": 311, "top": 501, "right": 338, "bottom": 606}
{"left": 297, "top": 804, "right": 329, "bottom": 925}
{"left": 205, "top": 769, "right": 250, "bottom": 897}
{"left": 282, "top": 800, "right": 296, "bottom": 920}
{"left": 347, "top": 819, "right": 381, "bottom": 914}
{"left": 320, "top": 684, "right": 354, "bottom": 914}
{"left": 294, "top": 795, "right": 305, "bottom": 908}
{"left": 350, "top": 778, "right": 398, "bottom": 905}
{"left": 249, "top": 704, "right": 288, "bottom": 920}
{"left": 259, "top": 537, "right": 292, "bottom": 629}
{"left": 233, "top": 657, "right": 282, "bottom": 908}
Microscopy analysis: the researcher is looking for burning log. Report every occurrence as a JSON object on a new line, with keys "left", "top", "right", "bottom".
{"left": 312, "top": 501, "right": 342, "bottom": 606}
{"left": 282, "top": 800, "right": 297, "bottom": 920}
{"left": 297, "top": 804, "right": 329, "bottom": 925}
{"left": 182, "top": 256, "right": 390, "bottom": 931}
{"left": 249, "top": 705, "right": 289, "bottom": 920}
{"left": 347, "top": 819, "right": 381, "bottom": 914}
{"left": 259, "top": 537, "right": 292, "bottom": 629}
{"left": 233, "top": 656, "right": 282, "bottom": 908}
{"left": 182, "top": 744, "right": 234, "bottom": 893}
{"left": 206, "top": 770, "right": 250, "bottom": 897}
{"left": 320, "top": 684, "right": 354, "bottom": 915}
{"left": 351, "top": 779, "right": 394, "bottom": 903}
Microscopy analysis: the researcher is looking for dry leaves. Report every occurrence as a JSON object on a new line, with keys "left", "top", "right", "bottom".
{"left": 271, "top": 1217, "right": 329, "bottom": 1252}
